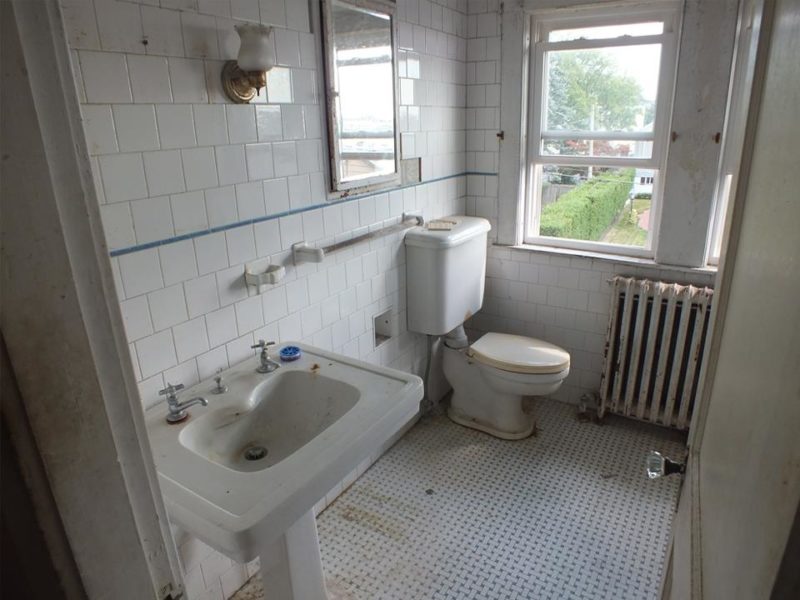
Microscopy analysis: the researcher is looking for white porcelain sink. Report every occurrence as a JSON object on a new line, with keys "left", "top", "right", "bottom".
{"left": 179, "top": 370, "right": 361, "bottom": 472}
{"left": 145, "top": 343, "right": 422, "bottom": 599}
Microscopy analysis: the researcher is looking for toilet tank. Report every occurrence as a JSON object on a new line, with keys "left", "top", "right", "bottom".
{"left": 405, "top": 216, "right": 492, "bottom": 335}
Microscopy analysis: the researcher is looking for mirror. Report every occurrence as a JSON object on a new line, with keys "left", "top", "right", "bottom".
{"left": 322, "top": 0, "right": 400, "bottom": 193}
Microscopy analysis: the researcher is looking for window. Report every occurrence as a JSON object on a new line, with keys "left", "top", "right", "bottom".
{"left": 707, "top": 0, "right": 763, "bottom": 265}
{"left": 708, "top": 173, "right": 733, "bottom": 262}
{"left": 321, "top": 0, "right": 401, "bottom": 195}
{"left": 524, "top": 4, "right": 680, "bottom": 256}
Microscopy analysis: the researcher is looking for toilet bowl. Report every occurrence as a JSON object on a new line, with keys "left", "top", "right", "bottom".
{"left": 443, "top": 333, "right": 570, "bottom": 440}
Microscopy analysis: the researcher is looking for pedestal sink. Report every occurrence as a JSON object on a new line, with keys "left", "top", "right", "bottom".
{"left": 145, "top": 343, "right": 423, "bottom": 600}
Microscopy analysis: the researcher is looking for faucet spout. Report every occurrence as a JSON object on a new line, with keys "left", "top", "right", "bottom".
{"left": 176, "top": 396, "right": 208, "bottom": 411}
{"left": 160, "top": 382, "right": 209, "bottom": 424}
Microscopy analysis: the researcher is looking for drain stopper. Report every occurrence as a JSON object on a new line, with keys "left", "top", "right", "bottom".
{"left": 244, "top": 446, "right": 268, "bottom": 461}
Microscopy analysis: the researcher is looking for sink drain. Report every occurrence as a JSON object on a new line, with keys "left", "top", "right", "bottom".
{"left": 243, "top": 445, "right": 268, "bottom": 461}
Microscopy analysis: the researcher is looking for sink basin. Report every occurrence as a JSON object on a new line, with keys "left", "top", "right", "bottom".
{"left": 179, "top": 371, "right": 360, "bottom": 472}
{"left": 145, "top": 342, "right": 422, "bottom": 599}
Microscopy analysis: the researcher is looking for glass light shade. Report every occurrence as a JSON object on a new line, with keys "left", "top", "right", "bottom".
{"left": 235, "top": 24, "right": 275, "bottom": 72}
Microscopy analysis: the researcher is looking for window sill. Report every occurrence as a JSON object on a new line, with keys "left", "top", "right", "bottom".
{"left": 504, "top": 242, "right": 718, "bottom": 276}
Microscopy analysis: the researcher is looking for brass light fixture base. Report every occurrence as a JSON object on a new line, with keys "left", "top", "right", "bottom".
{"left": 221, "top": 60, "right": 267, "bottom": 104}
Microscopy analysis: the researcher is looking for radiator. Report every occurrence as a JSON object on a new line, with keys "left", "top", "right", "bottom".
{"left": 599, "top": 276, "right": 714, "bottom": 431}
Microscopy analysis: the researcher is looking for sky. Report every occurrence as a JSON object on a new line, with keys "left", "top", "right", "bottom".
{"left": 549, "top": 22, "right": 666, "bottom": 102}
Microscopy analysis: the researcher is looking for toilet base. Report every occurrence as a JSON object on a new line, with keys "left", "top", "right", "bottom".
{"left": 442, "top": 342, "right": 568, "bottom": 440}
{"left": 447, "top": 405, "right": 535, "bottom": 440}
{"left": 443, "top": 346, "right": 542, "bottom": 440}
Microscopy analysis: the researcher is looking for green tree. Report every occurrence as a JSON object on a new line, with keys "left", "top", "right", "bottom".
{"left": 546, "top": 51, "right": 648, "bottom": 133}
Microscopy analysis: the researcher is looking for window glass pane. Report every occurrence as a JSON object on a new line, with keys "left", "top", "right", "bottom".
{"left": 332, "top": 1, "right": 396, "bottom": 183}
{"left": 541, "top": 138, "right": 653, "bottom": 158}
{"left": 544, "top": 44, "right": 662, "bottom": 133}
{"left": 339, "top": 137, "right": 395, "bottom": 180}
{"left": 537, "top": 165, "right": 653, "bottom": 248}
{"left": 548, "top": 22, "right": 664, "bottom": 42}
{"left": 710, "top": 173, "right": 733, "bottom": 259}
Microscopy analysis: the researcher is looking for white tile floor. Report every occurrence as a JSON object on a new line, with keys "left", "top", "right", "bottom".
{"left": 233, "top": 399, "right": 685, "bottom": 600}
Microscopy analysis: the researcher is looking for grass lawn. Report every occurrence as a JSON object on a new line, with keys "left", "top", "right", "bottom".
{"left": 601, "top": 199, "right": 651, "bottom": 246}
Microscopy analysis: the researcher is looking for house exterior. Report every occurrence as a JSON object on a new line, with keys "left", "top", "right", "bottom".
{"left": 632, "top": 168, "right": 655, "bottom": 197}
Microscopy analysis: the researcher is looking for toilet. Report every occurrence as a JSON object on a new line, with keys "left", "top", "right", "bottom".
{"left": 405, "top": 216, "right": 570, "bottom": 440}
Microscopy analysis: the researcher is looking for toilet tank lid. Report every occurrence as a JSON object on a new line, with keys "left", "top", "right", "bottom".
{"left": 468, "top": 333, "right": 571, "bottom": 374}
{"left": 404, "top": 216, "right": 491, "bottom": 249}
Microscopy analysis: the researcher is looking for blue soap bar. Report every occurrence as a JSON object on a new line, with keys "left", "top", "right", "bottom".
{"left": 279, "top": 345, "right": 301, "bottom": 361}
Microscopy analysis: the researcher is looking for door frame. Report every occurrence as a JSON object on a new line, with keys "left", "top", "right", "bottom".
{"left": 1, "top": 2, "right": 183, "bottom": 597}
{"left": 660, "top": 0, "right": 776, "bottom": 596}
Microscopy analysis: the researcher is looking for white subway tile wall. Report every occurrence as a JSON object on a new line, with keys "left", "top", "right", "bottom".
{"left": 464, "top": 0, "right": 501, "bottom": 228}
{"left": 69, "top": 1, "right": 467, "bottom": 249}
{"left": 63, "top": 0, "right": 468, "bottom": 597}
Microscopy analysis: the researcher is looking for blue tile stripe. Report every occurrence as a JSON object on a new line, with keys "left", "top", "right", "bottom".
{"left": 108, "top": 171, "right": 497, "bottom": 257}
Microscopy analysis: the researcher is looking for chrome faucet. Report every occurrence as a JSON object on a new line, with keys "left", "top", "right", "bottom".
{"left": 251, "top": 339, "right": 280, "bottom": 373}
{"left": 159, "top": 382, "right": 208, "bottom": 423}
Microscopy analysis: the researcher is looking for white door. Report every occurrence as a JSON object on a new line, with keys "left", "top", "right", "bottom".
{"left": 663, "top": 0, "right": 800, "bottom": 598}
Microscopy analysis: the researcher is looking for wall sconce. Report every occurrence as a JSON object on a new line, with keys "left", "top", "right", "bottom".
{"left": 221, "top": 24, "right": 275, "bottom": 103}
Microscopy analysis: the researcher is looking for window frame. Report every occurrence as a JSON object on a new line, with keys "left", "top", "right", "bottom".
{"left": 706, "top": 0, "right": 763, "bottom": 266}
{"left": 522, "top": 2, "right": 682, "bottom": 258}
{"left": 320, "top": 0, "right": 402, "bottom": 197}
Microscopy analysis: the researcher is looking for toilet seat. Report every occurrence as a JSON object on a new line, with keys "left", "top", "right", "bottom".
{"left": 468, "top": 333, "right": 570, "bottom": 374}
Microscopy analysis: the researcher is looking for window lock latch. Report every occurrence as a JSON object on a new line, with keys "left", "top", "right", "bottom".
{"left": 497, "top": 131, "right": 505, "bottom": 140}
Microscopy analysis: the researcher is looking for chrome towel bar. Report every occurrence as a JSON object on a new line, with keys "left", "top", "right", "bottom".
{"left": 292, "top": 212, "right": 423, "bottom": 264}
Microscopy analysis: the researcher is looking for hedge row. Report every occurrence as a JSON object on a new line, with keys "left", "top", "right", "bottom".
{"left": 540, "top": 168, "right": 635, "bottom": 240}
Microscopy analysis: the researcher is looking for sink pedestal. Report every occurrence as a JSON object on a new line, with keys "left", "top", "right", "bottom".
{"left": 259, "top": 509, "right": 328, "bottom": 600}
